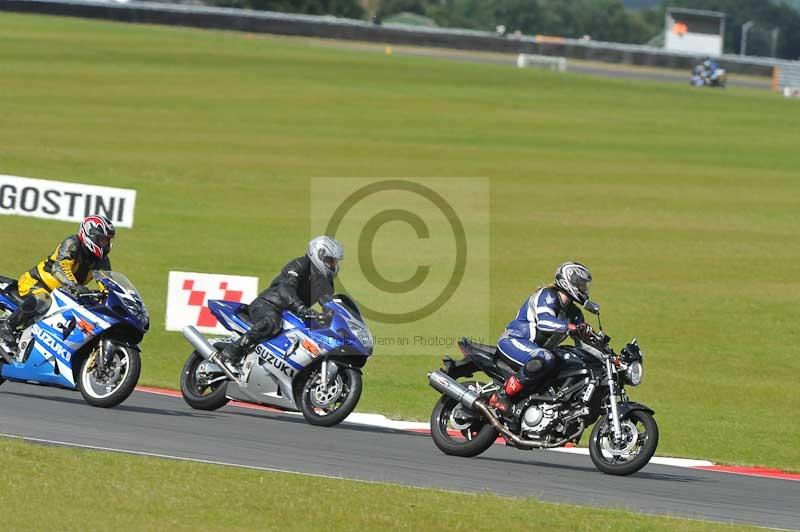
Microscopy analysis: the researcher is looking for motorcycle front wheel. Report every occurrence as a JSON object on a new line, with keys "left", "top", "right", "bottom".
{"left": 430, "top": 388, "right": 498, "bottom": 458}
{"left": 298, "top": 366, "right": 362, "bottom": 427}
{"left": 78, "top": 344, "right": 141, "bottom": 408}
{"left": 589, "top": 409, "right": 659, "bottom": 476}
{"left": 180, "top": 351, "right": 230, "bottom": 411}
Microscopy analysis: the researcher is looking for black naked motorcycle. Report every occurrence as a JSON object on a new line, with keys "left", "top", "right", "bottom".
{"left": 427, "top": 301, "right": 658, "bottom": 476}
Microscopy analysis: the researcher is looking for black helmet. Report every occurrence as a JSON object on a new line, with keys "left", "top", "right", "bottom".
{"left": 554, "top": 262, "right": 592, "bottom": 305}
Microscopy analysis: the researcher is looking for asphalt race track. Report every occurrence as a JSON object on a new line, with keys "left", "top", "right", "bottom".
{"left": 1, "top": 382, "right": 797, "bottom": 530}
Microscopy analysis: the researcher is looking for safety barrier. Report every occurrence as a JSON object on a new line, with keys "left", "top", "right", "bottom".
{"left": 2, "top": 0, "right": 799, "bottom": 78}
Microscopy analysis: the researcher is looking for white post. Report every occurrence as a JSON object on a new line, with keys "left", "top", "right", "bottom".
{"left": 770, "top": 28, "right": 780, "bottom": 58}
{"left": 740, "top": 20, "right": 755, "bottom": 56}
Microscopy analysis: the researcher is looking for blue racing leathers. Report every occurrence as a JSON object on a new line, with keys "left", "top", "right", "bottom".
{"left": 497, "top": 286, "right": 584, "bottom": 390}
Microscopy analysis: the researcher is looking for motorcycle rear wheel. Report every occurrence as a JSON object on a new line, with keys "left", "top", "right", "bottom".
{"left": 430, "top": 391, "right": 497, "bottom": 458}
{"left": 589, "top": 410, "right": 659, "bottom": 476}
{"left": 180, "top": 351, "right": 230, "bottom": 411}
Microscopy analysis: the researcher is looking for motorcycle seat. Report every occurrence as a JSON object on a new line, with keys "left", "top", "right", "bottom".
{"left": 234, "top": 304, "right": 253, "bottom": 327}
{"left": 460, "top": 338, "right": 497, "bottom": 357}
{"left": 458, "top": 337, "right": 518, "bottom": 379}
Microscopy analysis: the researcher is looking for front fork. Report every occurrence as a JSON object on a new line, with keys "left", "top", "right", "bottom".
{"left": 320, "top": 359, "right": 339, "bottom": 389}
{"left": 605, "top": 357, "right": 623, "bottom": 442}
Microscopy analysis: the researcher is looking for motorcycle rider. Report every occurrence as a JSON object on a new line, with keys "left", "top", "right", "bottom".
{"left": 221, "top": 236, "right": 344, "bottom": 364}
{"left": 488, "top": 262, "right": 593, "bottom": 414}
{"left": 0, "top": 215, "right": 115, "bottom": 348}
{"left": 700, "top": 57, "right": 719, "bottom": 79}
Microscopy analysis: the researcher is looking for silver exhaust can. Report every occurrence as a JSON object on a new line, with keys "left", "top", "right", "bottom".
{"left": 182, "top": 325, "right": 218, "bottom": 361}
{"left": 427, "top": 370, "right": 481, "bottom": 410}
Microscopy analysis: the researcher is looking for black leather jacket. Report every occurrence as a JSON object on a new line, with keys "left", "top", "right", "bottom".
{"left": 255, "top": 256, "right": 333, "bottom": 313}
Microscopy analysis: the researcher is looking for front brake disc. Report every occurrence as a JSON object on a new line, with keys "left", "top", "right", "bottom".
{"left": 310, "top": 375, "right": 344, "bottom": 408}
{"left": 600, "top": 419, "right": 639, "bottom": 456}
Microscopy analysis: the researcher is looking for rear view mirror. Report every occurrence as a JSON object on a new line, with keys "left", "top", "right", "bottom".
{"left": 584, "top": 300, "right": 600, "bottom": 314}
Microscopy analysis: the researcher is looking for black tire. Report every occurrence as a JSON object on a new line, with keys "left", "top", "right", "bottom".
{"left": 298, "top": 366, "right": 362, "bottom": 427}
{"left": 180, "top": 351, "right": 230, "bottom": 411}
{"left": 430, "top": 393, "right": 498, "bottom": 458}
{"left": 589, "top": 410, "right": 659, "bottom": 476}
{"left": 78, "top": 345, "right": 141, "bottom": 408}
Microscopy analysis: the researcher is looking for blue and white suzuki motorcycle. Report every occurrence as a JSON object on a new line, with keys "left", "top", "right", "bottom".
{"left": 0, "top": 271, "right": 149, "bottom": 408}
{"left": 180, "top": 294, "right": 373, "bottom": 427}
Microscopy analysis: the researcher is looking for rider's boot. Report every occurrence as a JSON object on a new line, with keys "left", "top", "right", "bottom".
{"left": 220, "top": 334, "right": 257, "bottom": 366}
{"left": 488, "top": 375, "right": 523, "bottom": 415}
{"left": 0, "top": 307, "right": 24, "bottom": 347}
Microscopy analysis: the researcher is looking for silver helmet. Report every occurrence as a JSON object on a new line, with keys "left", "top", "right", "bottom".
{"left": 307, "top": 236, "right": 344, "bottom": 279}
{"left": 554, "top": 262, "right": 592, "bottom": 305}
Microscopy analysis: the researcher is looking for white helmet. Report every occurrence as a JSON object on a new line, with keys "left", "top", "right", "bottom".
{"left": 307, "top": 236, "right": 344, "bottom": 279}
{"left": 554, "top": 262, "right": 592, "bottom": 305}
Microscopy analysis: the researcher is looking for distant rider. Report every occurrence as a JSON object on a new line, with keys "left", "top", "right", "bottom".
{"left": 0, "top": 215, "right": 115, "bottom": 347}
{"left": 701, "top": 57, "right": 719, "bottom": 78}
{"left": 489, "top": 262, "right": 593, "bottom": 414}
{"left": 221, "top": 236, "right": 344, "bottom": 364}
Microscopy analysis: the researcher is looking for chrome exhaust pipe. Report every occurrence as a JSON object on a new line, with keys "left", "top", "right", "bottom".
{"left": 182, "top": 326, "right": 238, "bottom": 382}
{"left": 428, "top": 370, "right": 584, "bottom": 450}
{"left": 182, "top": 326, "right": 217, "bottom": 360}
{"left": 428, "top": 370, "right": 480, "bottom": 410}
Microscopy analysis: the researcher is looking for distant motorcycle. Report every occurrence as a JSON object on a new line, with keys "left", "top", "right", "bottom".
{"left": 180, "top": 294, "right": 372, "bottom": 426}
{"left": 427, "top": 301, "right": 658, "bottom": 476}
{"left": 0, "top": 271, "right": 149, "bottom": 407}
{"left": 691, "top": 64, "right": 727, "bottom": 88}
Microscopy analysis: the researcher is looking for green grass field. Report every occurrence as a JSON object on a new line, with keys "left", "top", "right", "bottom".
{"left": 0, "top": 438, "right": 763, "bottom": 532}
{"left": 1, "top": 13, "right": 798, "bottom": 471}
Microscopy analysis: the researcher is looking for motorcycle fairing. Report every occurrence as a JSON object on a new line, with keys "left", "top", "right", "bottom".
{"left": 0, "top": 289, "right": 112, "bottom": 388}
{"left": 0, "top": 276, "right": 21, "bottom": 312}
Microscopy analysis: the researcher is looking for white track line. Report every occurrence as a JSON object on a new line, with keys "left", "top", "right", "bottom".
{"left": 0, "top": 432, "right": 473, "bottom": 495}
{"left": 2, "top": 432, "right": 792, "bottom": 532}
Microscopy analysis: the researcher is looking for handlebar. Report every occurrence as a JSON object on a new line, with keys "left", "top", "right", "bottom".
{"left": 574, "top": 324, "right": 613, "bottom": 355}
{"left": 69, "top": 289, "right": 105, "bottom": 301}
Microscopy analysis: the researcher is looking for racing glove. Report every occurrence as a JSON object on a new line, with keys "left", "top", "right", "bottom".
{"left": 298, "top": 307, "right": 321, "bottom": 321}
{"left": 67, "top": 283, "right": 91, "bottom": 296}
{"left": 568, "top": 322, "right": 592, "bottom": 338}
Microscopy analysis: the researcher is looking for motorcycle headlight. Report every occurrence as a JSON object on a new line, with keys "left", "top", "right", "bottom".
{"left": 349, "top": 321, "right": 373, "bottom": 349}
{"left": 626, "top": 361, "right": 643, "bottom": 386}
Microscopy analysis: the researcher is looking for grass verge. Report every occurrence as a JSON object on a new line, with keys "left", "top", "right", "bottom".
{"left": 0, "top": 439, "right": 762, "bottom": 532}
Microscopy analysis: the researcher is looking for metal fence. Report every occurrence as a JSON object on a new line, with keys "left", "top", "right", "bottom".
{"left": 2, "top": 0, "right": 799, "bottom": 78}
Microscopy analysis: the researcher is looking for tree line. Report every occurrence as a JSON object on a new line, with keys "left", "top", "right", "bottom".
{"left": 206, "top": 0, "right": 800, "bottom": 59}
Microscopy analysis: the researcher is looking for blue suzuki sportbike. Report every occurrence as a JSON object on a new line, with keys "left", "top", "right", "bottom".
{"left": 0, "top": 271, "right": 149, "bottom": 408}
{"left": 180, "top": 294, "right": 373, "bottom": 427}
